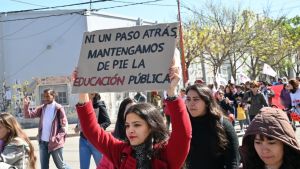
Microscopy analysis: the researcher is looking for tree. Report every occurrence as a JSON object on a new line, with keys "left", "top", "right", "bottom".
{"left": 182, "top": 20, "right": 208, "bottom": 80}
{"left": 281, "top": 16, "right": 300, "bottom": 77}
{"left": 199, "top": 2, "right": 236, "bottom": 86}
{"left": 244, "top": 15, "right": 293, "bottom": 80}
{"left": 182, "top": 1, "right": 299, "bottom": 84}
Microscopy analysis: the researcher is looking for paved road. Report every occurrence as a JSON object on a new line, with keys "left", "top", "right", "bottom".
{"left": 25, "top": 124, "right": 100, "bottom": 169}
{"left": 25, "top": 124, "right": 300, "bottom": 169}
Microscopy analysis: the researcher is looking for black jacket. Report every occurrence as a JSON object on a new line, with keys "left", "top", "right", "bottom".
{"left": 187, "top": 114, "right": 240, "bottom": 169}
{"left": 80, "top": 100, "right": 111, "bottom": 139}
{"left": 94, "top": 100, "right": 111, "bottom": 130}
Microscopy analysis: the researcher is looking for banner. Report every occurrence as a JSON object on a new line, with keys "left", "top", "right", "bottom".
{"left": 262, "top": 63, "right": 277, "bottom": 77}
{"left": 238, "top": 73, "right": 251, "bottom": 83}
{"left": 215, "top": 73, "right": 227, "bottom": 86}
{"left": 72, "top": 23, "right": 178, "bottom": 93}
{"left": 269, "top": 84, "right": 284, "bottom": 109}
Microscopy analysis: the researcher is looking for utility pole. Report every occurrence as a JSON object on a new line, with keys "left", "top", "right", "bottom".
{"left": 89, "top": 0, "right": 92, "bottom": 10}
{"left": 177, "top": 0, "right": 188, "bottom": 87}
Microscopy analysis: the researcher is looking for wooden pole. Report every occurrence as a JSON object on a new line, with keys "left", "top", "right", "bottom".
{"left": 177, "top": 0, "right": 188, "bottom": 87}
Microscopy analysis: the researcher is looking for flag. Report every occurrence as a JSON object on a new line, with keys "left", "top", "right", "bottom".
{"left": 262, "top": 63, "right": 277, "bottom": 77}
{"left": 215, "top": 73, "right": 227, "bottom": 86}
{"left": 238, "top": 73, "right": 251, "bottom": 83}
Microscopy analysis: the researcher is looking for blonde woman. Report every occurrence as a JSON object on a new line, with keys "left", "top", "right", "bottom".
{"left": 0, "top": 113, "right": 36, "bottom": 169}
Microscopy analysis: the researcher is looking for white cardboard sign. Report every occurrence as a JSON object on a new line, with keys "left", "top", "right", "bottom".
{"left": 72, "top": 23, "right": 178, "bottom": 93}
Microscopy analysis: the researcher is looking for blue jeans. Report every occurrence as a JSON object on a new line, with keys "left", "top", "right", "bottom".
{"left": 39, "top": 140, "right": 71, "bottom": 169}
{"left": 79, "top": 136, "right": 102, "bottom": 169}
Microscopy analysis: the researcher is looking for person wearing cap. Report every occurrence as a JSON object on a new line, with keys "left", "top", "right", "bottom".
{"left": 239, "top": 107, "right": 300, "bottom": 169}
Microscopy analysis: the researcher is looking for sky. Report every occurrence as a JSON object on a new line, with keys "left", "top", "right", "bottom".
{"left": 1, "top": 0, "right": 300, "bottom": 23}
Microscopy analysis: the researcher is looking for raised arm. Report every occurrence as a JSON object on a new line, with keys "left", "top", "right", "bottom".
{"left": 22, "top": 96, "right": 42, "bottom": 118}
{"left": 165, "top": 66, "right": 192, "bottom": 169}
{"left": 74, "top": 69, "right": 124, "bottom": 167}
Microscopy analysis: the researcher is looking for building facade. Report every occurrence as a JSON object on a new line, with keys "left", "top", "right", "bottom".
{"left": 0, "top": 9, "right": 155, "bottom": 121}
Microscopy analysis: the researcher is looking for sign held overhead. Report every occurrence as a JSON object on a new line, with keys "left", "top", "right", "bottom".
{"left": 72, "top": 23, "right": 178, "bottom": 93}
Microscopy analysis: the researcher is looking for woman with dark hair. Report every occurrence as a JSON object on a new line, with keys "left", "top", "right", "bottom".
{"left": 185, "top": 84, "right": 240, "bottom": 169}
{"left": 75, "top": 65, "right": 191, "bottom": 169}
{"left": 98, "top": 98, "right": 135, "bottom": 169}
{"left": 0, "top": 113, "right": 36, "bottom": 169}
{"left": 113, "top": 98, "right": 136, "bottom": 140}
{"left": 239, "top": 107, "right": 300, "bottom": 169}
{"left": 280, "top": 83, "right": 292, "bottom": 109}
{"left": 225, "top": 85, "right": 237, "bottom": 107}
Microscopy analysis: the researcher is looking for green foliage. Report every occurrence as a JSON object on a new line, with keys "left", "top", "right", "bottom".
{"left": 182, "top": 2, "right": 300, "bottom": 81}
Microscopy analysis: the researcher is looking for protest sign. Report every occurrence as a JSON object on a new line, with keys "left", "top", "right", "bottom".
{"left": 72, "top": 23, "right": 178, "bottom": 93}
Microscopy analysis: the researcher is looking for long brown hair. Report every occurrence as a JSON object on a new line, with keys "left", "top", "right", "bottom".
{"left": 186, "top": 84, "right": 229, "bottom": 153}
{"left": 0, "top": 113, "right": 36, "bottom": 169}
{"left": 124, "top": 103, "right": 169, "bottom": 159}
{"left": 125, "top": 103, "right": 169, "bottom": 144}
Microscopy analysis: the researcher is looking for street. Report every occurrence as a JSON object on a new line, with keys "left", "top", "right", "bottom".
{"left": 26, "top": 124, "right": 97, "bottom": 169}
{"left": 26, "top": 124, "right": 300, "bottom": 169}
{"left": 31, "top": 136, "right": 94, "bottom": 169}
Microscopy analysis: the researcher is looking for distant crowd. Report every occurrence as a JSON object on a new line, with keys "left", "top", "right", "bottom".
{"left": 0, "top": 72, "right": 300, "bottom": 169}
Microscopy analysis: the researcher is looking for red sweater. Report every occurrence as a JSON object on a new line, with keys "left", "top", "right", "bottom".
{"left": 76, "top": 98, "right": 191, "bottom": 169}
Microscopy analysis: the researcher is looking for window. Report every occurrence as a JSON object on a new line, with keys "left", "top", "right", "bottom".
{"left": 39, "top": 84, "right": 69, "bottom": 105}
{"left": 56, "top": 92, "right": 67, "bottom": 105}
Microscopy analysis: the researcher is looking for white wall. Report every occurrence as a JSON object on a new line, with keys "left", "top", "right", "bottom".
{"left": 0, "top": 10, "right": 155, "bottom": 85}
{"left": 0, "top": 10, "right": 155, "bottom": 119}
{"left": 1, "top": 10, "right": 87, "bottom": 84}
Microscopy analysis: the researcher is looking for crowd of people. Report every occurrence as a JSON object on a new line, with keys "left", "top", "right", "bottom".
{"left": 71, "top": 64, "right": 300, "bottom": 169}
{"left": 0, "top": 66, "right": 299, "bottom": 169}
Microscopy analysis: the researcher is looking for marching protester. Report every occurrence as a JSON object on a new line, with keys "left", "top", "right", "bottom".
{"left": 0, "top": 113, "right": 36, "bottom": 169}
{"left": 260, "top": 81, "right": 275, "bottom": 106}
{"left": 97, "top": 97, "right": 136, "bottom": 169}
{"left": 215, "top": 90, "right": 235, "bottom": 124}
{"left": 185, "top": 84, "right": 240, "bottom": 169}
{"left": 23, "top": 89, "right": 70, "bottom": 169}
{"left": 225, "top": 85, "right": 237, "bottom": 108}
{"left": 243, "top": 81, "right": 268, "bottom": 121}
{"left": 74, "top": 93, "right": 111, "bottom": 169}
{"left": 236, "top": 95, "right": 247, "bottom": 133}
{"left": 150, "top": 91, "right": 162, "bottom": 111}
{"left": 75, "top": 64, "right": 192, "bottom": 169}
{"left": 280, "top": 83, "right": 292, "bottom": 109}
{"left": 239, "top": 107, "right": 300, "bottom": 169}
{"left": 288, "top": 79, "right": 300, "bottom": 114}
{"left": 288, "top": 79, "right": 300, "bottom": 128}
